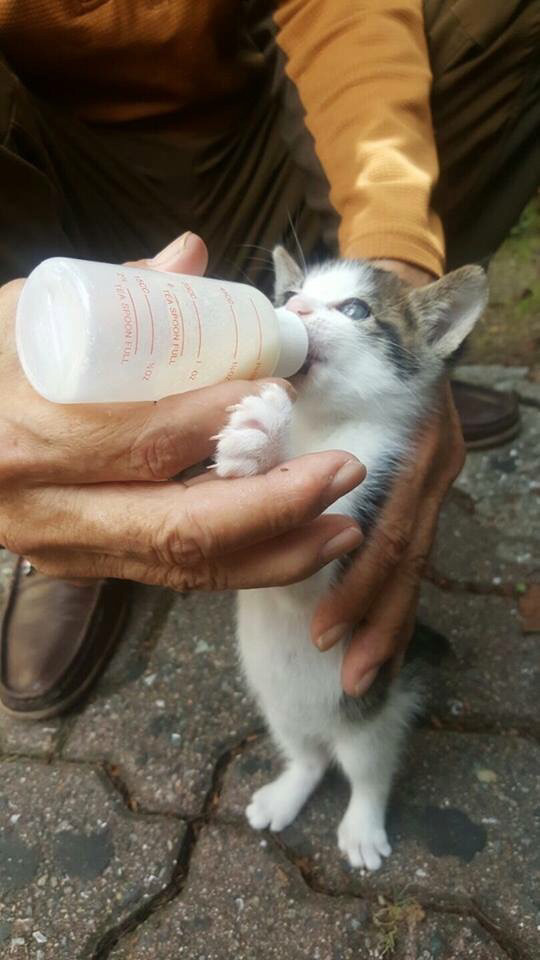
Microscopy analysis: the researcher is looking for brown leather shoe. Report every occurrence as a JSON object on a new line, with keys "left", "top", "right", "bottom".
{"left": 451, "top": 380, "right": 521, "bottom": 450}
{"left": 0, "top": 559, "right": 130, "bottom": 719}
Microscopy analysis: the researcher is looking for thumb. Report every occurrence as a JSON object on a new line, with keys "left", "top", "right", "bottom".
{"left": 126, "top": 232, "right": 209, "bottom": 276}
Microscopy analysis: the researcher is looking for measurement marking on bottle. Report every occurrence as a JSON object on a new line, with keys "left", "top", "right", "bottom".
{"left": 221, "top": 286, "right": 240, "bottom": 380}
{"left": 171, "top": 294, "right": 185, "bottom": 357}
{"left": 144, "top": 293, "right": 155, "bottom": 355}
{"left": 162, "top": 288, "right": 185, "bottom": 364}
{"left": 125, "top": 288, "right": 139, "bottom": 357}
{"left": 181, "top": 281, "right": 202, "bottom": 360}
{"left": 192, "top": 299, "right": 202, "bottom": 359}
{"left": 230, "top": 303, "right": 239, "bottom": 358}
{"left": 220, "top": 286, "right": 239, "bottom": 359}
{"left": 250, "top": 298, "right": 264, "bottom": 378}
{"left": 135, "top": 276, "right": 155, "bottom": 355}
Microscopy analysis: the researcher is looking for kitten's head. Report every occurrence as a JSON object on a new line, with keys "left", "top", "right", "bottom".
{"left": 273, "top": 247, "right": 488, "bottom": 409}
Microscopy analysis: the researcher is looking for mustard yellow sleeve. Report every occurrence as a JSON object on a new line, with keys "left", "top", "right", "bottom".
{"left": 274, "top": 0, "right": 445, "bottom": 276}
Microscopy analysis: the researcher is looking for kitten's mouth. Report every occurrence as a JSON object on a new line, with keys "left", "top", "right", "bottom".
{"left": 297, "top": 341, "right": 325, "bottom": 377}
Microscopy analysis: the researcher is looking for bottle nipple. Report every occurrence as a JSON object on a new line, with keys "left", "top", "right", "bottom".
{"left": 273, "top": 307, "right": 309, "bottom": 378}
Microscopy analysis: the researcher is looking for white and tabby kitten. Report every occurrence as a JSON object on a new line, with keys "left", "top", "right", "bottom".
{"left": 214, "top": 248, "right": 487, "bottom": 870}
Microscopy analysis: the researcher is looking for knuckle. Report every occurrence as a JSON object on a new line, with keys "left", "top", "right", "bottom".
{"left": 402, "top": 550, "right": 428, "bottom": 584}
{"left": 155, "top": 529, "right": 206, "bottom": 568}
{"left": 164, "top": 561, "right": 229, "bottom": 592}
{"left": 130, "top": 426, "right": 181, "bottom": 481}
{"left": 376, "top": 524, "right": 410, "bottom": 567}
{"left": 152, "top": 510, "right": 214, "bottom": 569}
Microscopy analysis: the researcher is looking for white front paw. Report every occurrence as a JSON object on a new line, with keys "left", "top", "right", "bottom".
{"left": 337, "top": 814, "right": 392, "bottom": 871}
{"left": 214, "top": 383, "right": 292, "bottom": 478}
{"left": 246, "top": 779, "right": 301, "bottom": 832}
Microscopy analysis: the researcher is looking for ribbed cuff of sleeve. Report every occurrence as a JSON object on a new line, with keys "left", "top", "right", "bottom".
{"left": 341, "top": 230, "right": 445, "bottom": 278}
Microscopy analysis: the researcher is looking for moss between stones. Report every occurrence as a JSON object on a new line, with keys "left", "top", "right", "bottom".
{"left": 463, "top": 193, "right": 540, "bottom": 368}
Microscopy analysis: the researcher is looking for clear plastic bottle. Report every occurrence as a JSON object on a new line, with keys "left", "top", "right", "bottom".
{"left": 15, "top": 257, "right": 308, "bottom": 404}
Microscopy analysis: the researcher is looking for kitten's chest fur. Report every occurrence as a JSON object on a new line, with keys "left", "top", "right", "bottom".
{"left": 290, "top": 393, "right": 410, "bottom": 522}
{"left": 238, "top": 393, "right": 411, "bottom": 698}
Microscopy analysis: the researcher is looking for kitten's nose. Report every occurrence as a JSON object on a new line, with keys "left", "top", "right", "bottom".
{"left": 285, "top": 294, "right": 320, "bottom": 316}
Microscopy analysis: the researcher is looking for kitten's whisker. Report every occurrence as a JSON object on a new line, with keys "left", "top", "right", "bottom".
{"left": 237, "top": 242, "right": 276, "bottom": 256}
{"left": 220, "top": 257, "right": 257, "bottom": 286}
{"left": 245, "top": 256, "right": 275, "bottom": 266}
{"left": 287, "top": 211, "right": 308, "bottom": 273}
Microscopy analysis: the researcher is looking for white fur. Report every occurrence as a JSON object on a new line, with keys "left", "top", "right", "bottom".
{"left": 213, "top": 384, "right": 293, "bottom": 477}
{"left": 214, "top": 258, "right": 481, "bottom": 869}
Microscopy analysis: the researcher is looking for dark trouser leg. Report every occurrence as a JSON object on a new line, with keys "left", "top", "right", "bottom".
{"left": 423, "top": 0, "right": 540, "bottom": 444}
{"left": 0, "top": 56, "right": 197, "bottom": 284}
{"left": 0, "top": 48, "right": 334, "bottom": 293}
{"left": 424, "top": 0, "right": 540, "bottom": 269}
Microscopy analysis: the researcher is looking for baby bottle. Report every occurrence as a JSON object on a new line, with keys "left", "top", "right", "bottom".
{"left": 15, "top": 257, "right": 308, "bottom": 403}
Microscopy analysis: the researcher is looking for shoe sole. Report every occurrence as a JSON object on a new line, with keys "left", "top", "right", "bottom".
{"left": 465, "top": 420, "right": 521, "bottom": 451}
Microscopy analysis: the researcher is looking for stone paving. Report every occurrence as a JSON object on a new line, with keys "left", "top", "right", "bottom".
{"left": 0, "top": 363, "right": 538, "bottom": 960}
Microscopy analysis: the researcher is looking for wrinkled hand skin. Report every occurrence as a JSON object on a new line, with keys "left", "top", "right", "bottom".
{"left": 0, "top": 235, "right": 366, "bottom": 592}
{"left": 312, "top": 258, "right": 466, "bottom": 696}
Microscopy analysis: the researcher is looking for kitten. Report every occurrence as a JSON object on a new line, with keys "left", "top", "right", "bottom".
{"left": 214, "top": 248, "right": 488, "bottom": 870}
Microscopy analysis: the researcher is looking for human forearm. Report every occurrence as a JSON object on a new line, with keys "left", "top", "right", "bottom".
{"left": 275, "top": 0, "right": 444, "bottom": 275}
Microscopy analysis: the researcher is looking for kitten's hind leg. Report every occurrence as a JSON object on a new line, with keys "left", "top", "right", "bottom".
{"left": 335, "top": 724, "right": 394, "bottom": 871}
{"left": 247, "top": 733, "right": 329, "bottom": 833}
{"left": 335, "top": 685, "right": 417, "bottom": 870}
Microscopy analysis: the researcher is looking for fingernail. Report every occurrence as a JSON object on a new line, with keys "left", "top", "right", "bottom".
{"left": 151, "top": 232, "right": 192, "bottom": 267}
{"left": 315, "top": 622, "right": 349, "bottom": 651}
{"left": 352, "top": 667, "right": 379, "bottom": 697}
{"left": 326, "top": 459, "right": 365, "bottom": 502}
{"left": 320, "top": 526, "right": 363, "bottom": 563}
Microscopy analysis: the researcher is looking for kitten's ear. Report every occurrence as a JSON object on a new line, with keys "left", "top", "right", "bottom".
{"left": 408, "top": 265, "right": 488, "bottom": 359}
{"left": 272, "top": 245, "right": 304, "bottom": 300}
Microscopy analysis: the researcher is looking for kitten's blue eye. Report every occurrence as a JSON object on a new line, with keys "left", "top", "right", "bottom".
{"left": 338, "top": 298, "right": 371, "bottom": 320}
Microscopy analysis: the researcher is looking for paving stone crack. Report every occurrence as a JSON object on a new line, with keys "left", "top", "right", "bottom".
{"left": 268, "top": 834, "right": 529, "bottom": 960}
{"left": 426, "top": 715, "right": 540, "bottom": 743}
{"left": 85, "top": 817, "right": 193, "bottom": 960}
{"left": 424, "top": 568, "right": 525, "bottom": 599}
{"left": 0, "top": 740, "right": 534, "bottom": 960}
{"left": 86, "top": 730, "right": 261, "bottom": 959}
{"left": 425, "top": 899, "right": 530, "bottom": 960}
{"left": 53, "top": 712, "right": 80, "bottom": 758}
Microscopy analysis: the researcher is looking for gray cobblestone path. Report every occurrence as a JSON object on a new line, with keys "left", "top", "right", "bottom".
{"left": 1, "top": 362, "right": 539, "bottom": 959}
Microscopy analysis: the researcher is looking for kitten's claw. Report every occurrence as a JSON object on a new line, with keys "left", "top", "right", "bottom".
{"left": 214, "top": 383, "right": 293, "bottom": 478}
{"left": 337, "top": 818, "right": 392, "bottom": 871}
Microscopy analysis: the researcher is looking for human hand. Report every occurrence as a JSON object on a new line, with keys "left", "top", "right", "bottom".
{"left": 311, "top": 258, "right": 464, "bottom": 696}
{"left": 0, "top": 233, "right": 366, "bottom": 589}
{"left": 371, "top": 258, "right": 436, "bottom": 288}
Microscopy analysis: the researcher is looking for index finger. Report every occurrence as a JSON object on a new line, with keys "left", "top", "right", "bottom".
{"left": 5, "top": 378, "right": 295, "bottom": 485}
{"left": 14, "top": 450, "right": 366, "bottom": 564}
